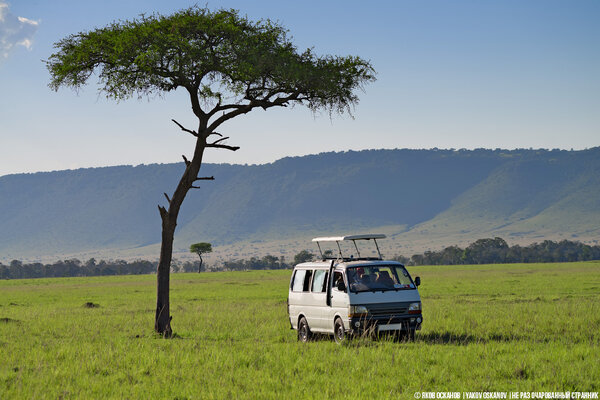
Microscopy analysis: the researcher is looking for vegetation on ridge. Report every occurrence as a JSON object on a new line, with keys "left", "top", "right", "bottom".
{"left": 2, "top": 238, "right": 600, "bottom": 280}
{"left": 396, "top": 237, "right": 600, "bottom": 266}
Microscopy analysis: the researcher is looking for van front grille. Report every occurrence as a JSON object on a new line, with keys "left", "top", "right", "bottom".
{"left": 366, "top": 302, "right": 409, "bottom": 316}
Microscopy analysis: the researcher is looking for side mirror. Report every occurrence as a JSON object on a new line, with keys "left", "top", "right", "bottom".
{"left": 336, "top": 279, "right": 346, "bottom": 292}
{"left": 415, "top": 276, "right": 421, "bottom": 287}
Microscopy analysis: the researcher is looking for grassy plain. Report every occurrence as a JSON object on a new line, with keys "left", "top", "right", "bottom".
{"left": 1, "top": 261, "right": 599, "bottom": 399}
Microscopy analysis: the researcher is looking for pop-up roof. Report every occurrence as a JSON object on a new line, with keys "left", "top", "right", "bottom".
{"left": 312, "top": 234, "right": 386, "bottom": 260}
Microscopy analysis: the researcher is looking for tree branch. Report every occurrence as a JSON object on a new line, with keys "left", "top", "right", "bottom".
{"left": 207, "top": 91, "right": 301, "bottom": 131}
{"left": 205, "top": 143, "right": 240, "bottom": 151}
{"left": 207, "top": 105, "right": 253, "bottom": 131}
{"left": 195, "top": 176, "right": 215, "bottom": 181}
{"left": 210, "top": 136, "right": 230, "bottom": 145}
{"left": 207, "top": 103, "right": 246, "bottom": 117}
{"left": 182, "top": 155, "right": 190, "bottom": 166}
{"left": 187, "top": 85, "right": 205, "bottom": 119}
{"left": 171, "top": 119, "right": 198, "bottom": 137}
{"left": 164, "top": 193, "right": 171, "bottom": 203}
{"left": 190, "top": 185, "right": 202, "bottom": 189}
{"left": 157, "top": 205, "right": 168, "bottom": 219}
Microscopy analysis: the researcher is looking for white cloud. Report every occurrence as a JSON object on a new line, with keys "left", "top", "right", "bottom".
{"left": 18, "top": 16, "right": 39, "bottom": 26}
{"left": 0, "top": 1, "right": 39, "bottom": 60}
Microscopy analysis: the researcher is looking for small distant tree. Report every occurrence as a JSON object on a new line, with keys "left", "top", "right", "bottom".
{"left": 85, "top": 258, "right": 97, "bottom": 268}
{"left": 189, "top": 242, "right": 212, "bottom": 272}
{"left": 261, "top": 255, "right": 279, "bottom": 269}
{"left": 293, "top": 250, "right": 313, "bottom": 265}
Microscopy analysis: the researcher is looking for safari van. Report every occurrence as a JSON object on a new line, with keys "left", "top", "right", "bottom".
{"left": 287, "top": 234, "right": 423, "bottom": 343}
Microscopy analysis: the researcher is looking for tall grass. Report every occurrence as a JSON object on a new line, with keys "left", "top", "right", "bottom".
{"left": 1, "top": 262, "right": 599, "bottom": 399}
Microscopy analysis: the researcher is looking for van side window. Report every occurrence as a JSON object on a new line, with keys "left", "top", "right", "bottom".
{"left": 322, "top": 272, "right": 329, "bottom": 292}
{"left": 333, "top": 271, "right": 345, "bottom": 292}
{"left": 302, "top": 270, "right": 313, "bottom": 292}
{"left": 292, "top": 270, "right": 306, "bottom": 292}
{"left": 311, "top": 270, "right": 328, "bottom": 293}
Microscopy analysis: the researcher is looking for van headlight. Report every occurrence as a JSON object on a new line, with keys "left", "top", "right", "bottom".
{"left": 348, "top": 305, "right": 368, "bottom": 317}
{"left": 408, "top": 302, "right": 421, "bottom": 314}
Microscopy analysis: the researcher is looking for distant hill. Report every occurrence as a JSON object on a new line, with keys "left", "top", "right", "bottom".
{"left": 1, "top": 148, "right": 599, "bottom": 262}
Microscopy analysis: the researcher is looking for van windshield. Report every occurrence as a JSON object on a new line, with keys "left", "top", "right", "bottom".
{"left": 346, "top": 265, "right": 415, "bottom": 293}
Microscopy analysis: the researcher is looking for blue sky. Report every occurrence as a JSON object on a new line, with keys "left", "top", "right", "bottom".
{"left": 0, "top": 0, "right": 599, "bottom": 176}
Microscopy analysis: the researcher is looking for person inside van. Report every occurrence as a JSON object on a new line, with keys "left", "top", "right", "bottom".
{"left": 376, "top": 270, "right": 395, "bottom": 288}
{"left": 356, "top": 267, "right": 365, "bottom": 279}
{"left": 334, "top": 272, "right": 346, "bottom": 292}
{"left": 364, "top": 268, "right": 378, "bottom": 286}
{"left": 357, "top": 268, "right": 372, "bottom": 286}
{"left": 347, "top": 268, "right": 369, "bottom": 292}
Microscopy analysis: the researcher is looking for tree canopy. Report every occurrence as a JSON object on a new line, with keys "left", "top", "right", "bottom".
{"left": 46, "top": 7, "right": 375, "bottom": 121}
{"left": 190, "top": 242, "right": 212, "bottom": 255}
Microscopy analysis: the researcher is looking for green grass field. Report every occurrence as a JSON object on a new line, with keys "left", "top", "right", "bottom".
{"left": 1, "top": 262, "right": 599, "bottom": 399}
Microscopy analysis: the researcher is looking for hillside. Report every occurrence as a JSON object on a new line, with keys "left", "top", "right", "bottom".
{"left": 0, "top": 148, "right": 599, "bottom": 262}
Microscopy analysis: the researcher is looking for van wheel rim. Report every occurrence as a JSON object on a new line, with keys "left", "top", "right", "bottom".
{"left": 335, "top": 322, "right": 344, "bottom": 342}
{"left": 299, "top": 323, "right": 307, "bottom": 341}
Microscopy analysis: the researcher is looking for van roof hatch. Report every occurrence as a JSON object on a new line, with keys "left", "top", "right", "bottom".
{"left": 311, "top": 234, "right": 386, "bottom": 260}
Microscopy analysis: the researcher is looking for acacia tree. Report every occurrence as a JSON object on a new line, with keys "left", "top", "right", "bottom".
{"left": 189, "top": 242, "right": 212, "bottom": 272}
{"left": 46, "top": 7, "right": 375, "bottom": 336}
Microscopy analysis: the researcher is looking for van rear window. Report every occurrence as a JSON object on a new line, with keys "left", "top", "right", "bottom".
{"left": 311, "top": 270, "right": 328, "bottom": 293}
{"left": 292, "top": 270, "right": 306, "bottom": 292}
{"left": 302, "top": 270, "right": 313, "bottom": 292}
{"left": 292, "top": 269, "right": 314, "bottom": 292}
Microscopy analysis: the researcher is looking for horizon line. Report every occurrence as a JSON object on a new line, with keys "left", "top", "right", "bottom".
{"left": 2, "top": 145, "right": 599, "bottom": 178}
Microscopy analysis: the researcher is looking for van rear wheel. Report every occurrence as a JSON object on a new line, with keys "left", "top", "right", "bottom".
{"left": 334, "top": 318, "right": 346, "bottom": 344}
{"left": 298, "top": 317, "right": 312, "bottom": 342}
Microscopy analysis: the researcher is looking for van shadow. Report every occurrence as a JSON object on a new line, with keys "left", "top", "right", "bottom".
{"left": 308, "top": 331, "right": 521, "bottom": 346}
{"left": 416, "top": 331, "right": 520, "bottom": 345}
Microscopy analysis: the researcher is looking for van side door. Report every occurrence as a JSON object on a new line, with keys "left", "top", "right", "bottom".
{"left": 289, "top": 268, "right": 324, "bottom": 331}
{"left": 288, "top": 268, "right": 306, "bottom": 328}
{"left": 309, "top": 269, "right": 329, "bottom": 330}
{"left": 326, "top": 269, "right": 349, "bottom": 333}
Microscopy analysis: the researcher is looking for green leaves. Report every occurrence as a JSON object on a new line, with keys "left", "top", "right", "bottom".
{"left": 190, "top": 242, "right": 212, "bottom": 255}
{"left": 47, "top": 6, "right": 375, "bottom": 120}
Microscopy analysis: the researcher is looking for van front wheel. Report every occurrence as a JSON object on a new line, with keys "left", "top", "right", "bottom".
{"left": 334, "top": 318, "right": 346, "bottom": 344}
{"left": 298, "top": 317, "right": 312, "bottom": 343}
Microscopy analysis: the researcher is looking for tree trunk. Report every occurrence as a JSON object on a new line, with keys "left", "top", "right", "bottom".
{"left": 198, "top": 255, "right": 203, "bottom": 273}
{"left": 155, "top": 129, "right": 207, "bottom": 336}
{"left": 155, "top": 214, "right": 175, "bottom": 336}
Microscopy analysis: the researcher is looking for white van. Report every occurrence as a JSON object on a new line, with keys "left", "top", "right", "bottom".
{"left": 287, "top": 234, "right": 423, "bottom": 342}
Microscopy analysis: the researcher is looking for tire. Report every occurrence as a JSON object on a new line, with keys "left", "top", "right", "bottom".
{"left": 334, "top": 317, "right": 346, "bottom": 344}
{"left": 297, "top": 317, "right": 312, "bottom": 343}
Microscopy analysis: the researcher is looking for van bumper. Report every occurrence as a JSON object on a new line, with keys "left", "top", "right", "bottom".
{"left": 348, "top": 314, "right": 423, "bottom": 335}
